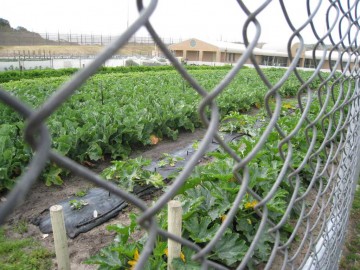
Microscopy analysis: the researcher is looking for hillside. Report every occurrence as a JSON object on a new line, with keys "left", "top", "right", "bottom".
{"left": 0, "top": 18, "right": 73, "bottom": 46}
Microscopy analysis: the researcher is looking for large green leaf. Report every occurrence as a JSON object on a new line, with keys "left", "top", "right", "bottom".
{"left": 106, "top": 214, "right": 137, "bottom": 243}
{"left": 212, "top": 233, "right": 247, "bottom": 266}
{"left": 171, "top": 245, "right": 201, "bottom": 269}
{"left": 206, "top": 182, "right": 233, "bottom": 220}
{"left": 87, "top": 142, "right": 103, "bottom": 161}
{"left": 254, "top": 228, "right": 273, "bottom": 262}
{"left": 172, "top": 259, "right": 201, "bottom": 270}
{"left": 84, "top": 247, "right": 124, "bottom": 270}
{"left": 181, "top": 196, "right": 205, "bottom": 220}
{"left": 184, "top": 214, "right": 220, "bottom": 243}
{"left": 184, "top": 185, "right": 216, "bottom": 214}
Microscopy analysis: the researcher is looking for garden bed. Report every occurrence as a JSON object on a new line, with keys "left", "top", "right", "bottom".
{"left": 2, "top": 129, "right": 205, "bottom": 269}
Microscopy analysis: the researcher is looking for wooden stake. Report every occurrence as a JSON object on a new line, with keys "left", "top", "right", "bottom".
{"left": 50, "top": 205, "right": 70, "bottom": 270}
{"left": 168, "top": 200, "right": 182, "bottom": 270}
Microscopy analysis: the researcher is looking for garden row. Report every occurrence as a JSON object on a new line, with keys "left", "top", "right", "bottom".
{"left": 0, "top": 65, "right": 233, "bottom": 84}
{"left": 87, "top": 94, "right": 339, "bottom": 269}
{"left": 0, "top": 67, "right": 320, "bottom": 191}
{"left": 0, "top": 65, "right": 347, "bottom": 268}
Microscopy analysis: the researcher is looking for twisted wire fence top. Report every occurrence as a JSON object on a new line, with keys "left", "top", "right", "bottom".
{"left": 1, "top": 0, "right": 360, "bottom": 269}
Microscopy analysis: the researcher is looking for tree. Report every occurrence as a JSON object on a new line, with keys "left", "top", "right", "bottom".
{"left": 0, "top": 18, "right": 10, "bottom": 28}
{"left": 16, "top": 26, "right": 28, "bottom": 32}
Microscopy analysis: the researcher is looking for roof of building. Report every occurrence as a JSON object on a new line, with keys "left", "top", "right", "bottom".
{"left": 254, "top": 48, "right": 288, "bottom": 57}
{"left": 304, "top": 49, "right": 356, "bottom": 62}
{"left": 172, "top": 38, "right": 290, "bottom": 57}
{"left": 205, "top": 40, "right": 247, "bottom": 53}
{"left": 170, "top": 38, "right": 356, "bottom": 62}
{"left": 261, "top": 43, "right": 288, "bottom": 52}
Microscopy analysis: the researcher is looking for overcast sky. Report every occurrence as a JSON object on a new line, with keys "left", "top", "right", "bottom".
{"left": 1, "top": 0, "right": 357, "bottom": 46}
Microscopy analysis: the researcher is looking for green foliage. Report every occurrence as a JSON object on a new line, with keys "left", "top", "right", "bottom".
{"left": 0, "top": 228, "right": 53, "bottom": 270}
{"left": 0, "top": 65, "right": 232, "bottom": 83}
{"left": 220, "top": 112, "right": 259, "bottom": 135}
{"left": 85, "top": 213, "right": 168, "bottom": 270}
{"left": 0, "top": 68, "right": 77, "bottom": 83}
{"left": 339, "top": 186, "right": 360, "bottom": 270}
{"left": 87, "top": 92, "right": 347, "bottom": 268}
{"left": 75, "top": 189, "right": 87, "bottom": 197}
{"left": 0, "top": 68, "right": 326, "bottom": 191}
{"left": 157, "top": 153, "right": 184, "bottom": 167}
{"left": 69, "top": 199, "right": 88, "bottom": 210}
{"left": 0, "top": 122, "right": 31, "bottom": 191}
{"left": 102, "top": 157, "right": 164, "bottom": 192}
{"left": 171, "top": 98, "right": 334, "bottom": 266}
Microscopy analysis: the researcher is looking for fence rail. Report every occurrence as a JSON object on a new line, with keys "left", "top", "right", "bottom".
{"left": 0, "top": 31, "right": 182, "bottom": 46}
{"left": 0, "top": 0, "right": 360, "bottom": 269}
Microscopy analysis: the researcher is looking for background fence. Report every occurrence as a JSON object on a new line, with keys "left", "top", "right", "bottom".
{"left": 0, "top": 0, "right": 360, "bottom": 269}
{"left": 0, "top": 31, "right": 182, "bottom": 46}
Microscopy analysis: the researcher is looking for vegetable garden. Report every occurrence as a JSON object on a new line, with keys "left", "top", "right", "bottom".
{"left": 0, "top": 66, "right": 342, "bottom": 269}
{"left": 0, "top": 67, "right": 320, "bottom": 189}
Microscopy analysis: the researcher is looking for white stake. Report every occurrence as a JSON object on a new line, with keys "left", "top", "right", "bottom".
{"left": 168, "top": 200, "right": 183, "bottom": 270}
{"left": 50, "top": 205, "right": 70, "bottom": 270}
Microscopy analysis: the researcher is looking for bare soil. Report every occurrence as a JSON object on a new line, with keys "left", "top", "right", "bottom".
{"left": 2, "top": 129, "right": 205, "bottom": 270}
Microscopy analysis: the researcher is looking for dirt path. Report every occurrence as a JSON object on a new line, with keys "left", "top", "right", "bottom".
{"left": 2, "top": 129, "right": 205, "bottom": 269}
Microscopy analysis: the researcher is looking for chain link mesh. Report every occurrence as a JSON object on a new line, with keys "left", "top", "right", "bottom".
{"left": 1, "top": 0, "right": 360, "bottom": 269}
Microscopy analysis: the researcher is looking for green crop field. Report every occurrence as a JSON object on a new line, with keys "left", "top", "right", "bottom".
{"left": 0, "top": 67, "right": 321, "bottom": 190}
{"left": 0, "top": 66, "right": 346, "bottom": 268}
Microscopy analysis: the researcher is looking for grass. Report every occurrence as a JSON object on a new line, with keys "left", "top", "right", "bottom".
{"left": 12, "top": 219, "right": 28, "bottom": 234}
{"left": 339, "top": 185, "right": 360, "bottom": 270}
{"left": 0, "top": 227, "right": 53, "bottom": 270}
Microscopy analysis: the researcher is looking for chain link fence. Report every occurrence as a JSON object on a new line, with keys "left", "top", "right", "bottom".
{"left": 1, "top": 0, "right": 360, "bottom": 269}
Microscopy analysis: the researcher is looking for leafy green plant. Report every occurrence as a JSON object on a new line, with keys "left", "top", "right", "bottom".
{"left": 192, "top": 140, "right": 200, "bottom": 150}
{"left": 69, "top": 199, "right": 88, "bottom": 210}
{"left": 86, "top": 97, "right": 346, "bottom": 268}
{"left": 85, "top": 214, "right": 169, "bottom": 270}
{"left": 102, "top": 157, "right": 164, "bottom": 192}
{"left": 158, "top": 153, "right": 184, "bottom": 167}
{"left": 0, "top": 65, "right": 233, "bottom": 83}
{"left": 75, "top": 190, "right": 87, "bottom": 197}
{"left": 0, "top": 68, "right": 324, "bottom": 190}
{"left": 220, "top": 111, "right": 260, "bottom": 135}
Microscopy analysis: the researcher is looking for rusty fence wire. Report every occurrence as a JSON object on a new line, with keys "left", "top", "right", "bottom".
{"left": 1, "top": 0, "right": 360, "bottom": 269}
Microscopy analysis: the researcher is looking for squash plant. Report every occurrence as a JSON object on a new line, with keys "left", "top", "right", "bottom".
{"left": 0, "top": 68, "right": 323, "bottom": 191}
{"left": 102, "top": 157, "right": 164, "bottom": 192}
{"left": 85, "top": 89, "right": 346, "bottom": 268}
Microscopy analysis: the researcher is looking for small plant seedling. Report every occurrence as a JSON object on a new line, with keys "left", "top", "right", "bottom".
{"left": 192, "top": 140, "right": 200, "bottom": 150}
{"left": 69, "top": 199, "right": 88, "bottom": 210}
{"left": 75, "top": 190, "right": 87, "bottom": 197}
{"left": 158, "top": 153, "right": 184, "bottom": 167}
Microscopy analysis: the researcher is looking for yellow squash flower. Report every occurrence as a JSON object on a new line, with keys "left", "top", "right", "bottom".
{"left": 164, "top": 248, "right": 186, "bottom": 262}
{"left": 283, "top": 103, "right": 295, "bottom": 110}
{"left": 128, "top": 248, "right": 139, "bottom": 270}
{"left": 180, "top": 252, "right": 185, "bottom": 263}
{"left": 245, "top": 200, "right": 258, "bottom": 210}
